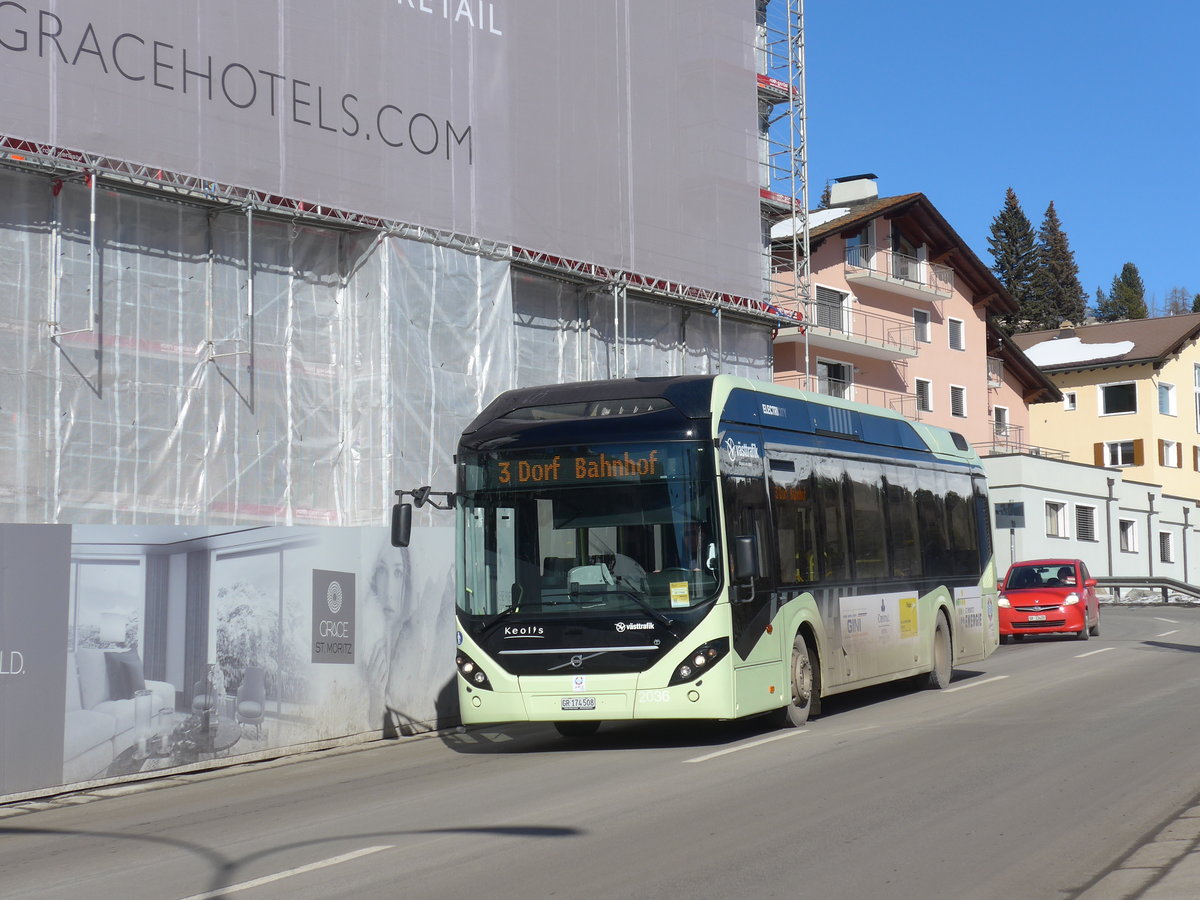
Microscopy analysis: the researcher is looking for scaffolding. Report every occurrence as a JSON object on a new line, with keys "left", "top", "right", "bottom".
{"left": 1, "top": 1, "right": 809, "bottom": 336}
{"left": 757, "top": 0, "right": 811, "bottom": 338}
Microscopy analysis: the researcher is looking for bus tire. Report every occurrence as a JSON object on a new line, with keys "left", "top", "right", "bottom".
{"left": 924, "top": 611, "right": 953, "bottom": 690}
{"left": 780, "top": 634, "right": 819, "bottom": 727}
{"left": 554, "top": 721, "right": 600, "bottom": 738}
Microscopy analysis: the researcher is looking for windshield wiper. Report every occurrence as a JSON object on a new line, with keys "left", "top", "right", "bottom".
{"left": 479, "top": 604, "right": 519, "bottom": 636}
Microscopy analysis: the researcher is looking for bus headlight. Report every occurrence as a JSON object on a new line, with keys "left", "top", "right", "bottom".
{"left": 668, "top": 638, "right": 730, "bottom": 686}
{"left": 456, "top": 650, "right": 492, "bottom": 690}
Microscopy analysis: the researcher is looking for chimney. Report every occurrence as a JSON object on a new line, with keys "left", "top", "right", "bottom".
{"left": 828, "top": 173, "right": 879, "bottom": 207}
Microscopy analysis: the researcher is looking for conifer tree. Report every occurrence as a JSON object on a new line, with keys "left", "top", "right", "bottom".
{"left": 1192, "top": 293, "right": 1200, "bottom": 314}
{"left": 1029, "top": 202, "right": 1087, "bottom": 330}
{"left": 986, "top": 188, "right": 1036, "bottom": 332}
{"left": 1095, "top": 262, "right": 1149, "bottom": 321}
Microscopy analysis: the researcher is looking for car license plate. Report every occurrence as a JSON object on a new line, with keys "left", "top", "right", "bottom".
{"left": 1027, "top": 614, "right": 1047, "bottom": 621}
{"left": 561, "top": 696, "right": 596, "bottom": 711}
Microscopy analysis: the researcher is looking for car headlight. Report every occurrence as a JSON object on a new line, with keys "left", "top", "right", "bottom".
{"left": 1063, "top": 593, "right": 1080, "bottom": 605}
{"left": 997, "top": 595, "right": 1011, "bottom": 608}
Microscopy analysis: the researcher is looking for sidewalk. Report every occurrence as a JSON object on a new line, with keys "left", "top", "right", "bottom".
{"left": 1078, "top": 800, "right": 1200, "bottom": 899}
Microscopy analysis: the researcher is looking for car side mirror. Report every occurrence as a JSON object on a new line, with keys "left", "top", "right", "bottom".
{"left": 1084, "top": 578, "right": 1097, "bottom": 588}
{"left": 391, "top": 502, "right": 412, "bottom": 548}
{"left": 732, "top": 535, "right": 761, "bottom": 581}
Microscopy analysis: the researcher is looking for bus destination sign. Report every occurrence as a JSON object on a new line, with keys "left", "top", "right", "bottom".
{"left": 479, "top": 446, "right": 693, "bottom": 489}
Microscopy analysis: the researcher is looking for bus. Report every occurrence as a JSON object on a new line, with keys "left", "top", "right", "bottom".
{"left": 394, "top": 375, "right": 998, "bottom": 736}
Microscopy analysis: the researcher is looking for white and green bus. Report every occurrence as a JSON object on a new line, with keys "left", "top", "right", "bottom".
{"left": 395, "top": 375, "right": 998, "bottom": 736}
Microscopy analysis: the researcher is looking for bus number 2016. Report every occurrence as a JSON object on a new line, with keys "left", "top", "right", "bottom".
{"left": 637, "top": 689, "right": 671, "bottom": 704}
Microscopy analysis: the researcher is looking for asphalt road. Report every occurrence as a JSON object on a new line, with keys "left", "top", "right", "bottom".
{"left": 2, "top": 605, "right": 1200, "bottom": 900}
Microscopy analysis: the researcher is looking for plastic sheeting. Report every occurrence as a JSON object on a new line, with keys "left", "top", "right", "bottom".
{"left": 0, "top": 166, "right": 771, "bottom": 528}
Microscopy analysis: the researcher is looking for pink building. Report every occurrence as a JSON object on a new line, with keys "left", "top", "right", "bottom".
{"left": 771, "top": 176, "right": 1058, "bottom": 448}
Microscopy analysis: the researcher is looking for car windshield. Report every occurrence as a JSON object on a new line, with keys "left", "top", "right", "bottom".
{"left": 1006, "top": 564, "right": 1076, "bottom": 590}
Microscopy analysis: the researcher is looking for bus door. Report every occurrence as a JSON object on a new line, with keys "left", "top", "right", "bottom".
{"left": 718, "top": 427, "right": 782, "bottom": 698}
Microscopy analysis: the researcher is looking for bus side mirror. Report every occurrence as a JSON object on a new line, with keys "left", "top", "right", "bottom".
{"left": 732, "top": 535, "right": 761, "bottom": 581}
{"left": 391, "top": 502, "right": 412, "bottom": 548}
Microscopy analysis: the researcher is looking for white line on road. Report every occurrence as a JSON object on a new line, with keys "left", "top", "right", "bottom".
{"left": 1156, "top": 630, "right": 1180, "bottom": 638}
{"left": 1075, "top": 647, "right": 1116, "bottom": 659}
{"left": 685, "top": 730, "right": 807, "bottom": 763}
{"left": 178, "top": 845, "right": 393, "bottom": 900}
{"left": 1154, "top": 617, "right": 1180, "bottom": 624}
{"left": 944, "top": 675, "right": 1009, "bottom": 694}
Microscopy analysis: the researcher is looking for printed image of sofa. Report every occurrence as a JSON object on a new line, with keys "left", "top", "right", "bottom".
{"left": 63, "top": 648, "right": 176, "bottom": 784}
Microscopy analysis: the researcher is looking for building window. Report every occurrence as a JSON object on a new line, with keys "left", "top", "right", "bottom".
{"left": 913, "top": 309, "right": 930, "bottom": 343}
{"left": 993, "top": 405, "right": 1009, "bottom": 436}
{"left": 1119, "top": 519, "right": 1138, "bottom": 552}
{"left": 1100, "top": 381, "right": 1137, "bottom": 415}
{"left": 1161, "top": 440, "right": 1180, "bottom": 468}
{"left": 1100, "top": 440, "right": 1140, "bottom": 467}
{"left": 1159, "top": 532, "right": 1175, "bottom": 564}
{"left": 1075, "top": 505, "right": 1097, "bottom": 542}
{"left": 948, "top": 318, "right": 964, "bottom": 351}
{"left": 1194, "top": 364, "right": 1200, "bottom": 433}
{"left": 814, "top": 285, "right": 848, "bottom": 331}
{"left": 1159, "top": 382, "right": 1177, "bottom": 416}
{"left": 1045, "top": 501, "right": 1067, "bottom": 538}
{"left": 915, "top": 378, "right": 932, "bottom": 413}
{"left": 1063, "top": 391, "right": 1077, "bottom": 411}
{"left": 950, "top": 385, "right": 966, "bottom": 418}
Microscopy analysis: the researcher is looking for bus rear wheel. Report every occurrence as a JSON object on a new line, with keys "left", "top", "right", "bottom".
{"left": 923, "top": 611, "right": 953, "bottom": 689}
{"left": 778, "top": 635, "right": 818, "bottom": 727}
{"left": 554, "top": 721, "right": 600, "bottom": 738}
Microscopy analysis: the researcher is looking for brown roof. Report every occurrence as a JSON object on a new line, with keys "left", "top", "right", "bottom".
{"left": 1011, "top": 314, "right": 1200, "bottom": 372}
{"left": 804, "top": 192, "right": 1018, "bottom": 317}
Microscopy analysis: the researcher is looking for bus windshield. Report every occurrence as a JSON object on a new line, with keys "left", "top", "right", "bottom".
{"left": 458, "top": 442, "right": 720, "bottom": 619}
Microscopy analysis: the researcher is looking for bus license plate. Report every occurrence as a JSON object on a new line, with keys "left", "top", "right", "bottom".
{"left": 1027, "top": 614, "right": 1047, "bottom": 621}
{"left": 561, "top": 697, "right": 596, "bottom": 711}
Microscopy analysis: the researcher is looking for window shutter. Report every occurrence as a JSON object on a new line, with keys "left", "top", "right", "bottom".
{"left": 1159, "top": 439, "right": 1166, "bottom": 465}
{"left": 1194, "top": 446, "right": 1200, "bottom": 471}
{"left": 1133, "top": 439, "right": 1144, "bottom": 466}
{"left": 1094, "top": 442, "right": 1104, "bottom": 466}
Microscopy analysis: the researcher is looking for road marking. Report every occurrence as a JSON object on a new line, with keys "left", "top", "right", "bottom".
{"left": 1075, "top": 647, "right": 1116, "bottom": 659}
{"left": 178, "top": 845, "right": 393, "bottom": 900}
{"left": 684, "top": 730, "right": 807, "bottom": 763}
{"left": 1156, "top": 629, "right": 1180, "bottom": 638}
{"left": 944, "top": 675, "right": 1008, "bottom": 694}
{"left": 1154, "top": 617, "right": 1179, "bottom": 624}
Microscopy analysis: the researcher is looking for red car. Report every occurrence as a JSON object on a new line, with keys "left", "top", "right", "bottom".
{"left": 997, "top": 558, "right": 1101, "bottom": 643}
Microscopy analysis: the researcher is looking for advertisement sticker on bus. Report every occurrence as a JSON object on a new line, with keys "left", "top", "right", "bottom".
{"left": 717, "top": 429, "right": 763, "bottom": 477}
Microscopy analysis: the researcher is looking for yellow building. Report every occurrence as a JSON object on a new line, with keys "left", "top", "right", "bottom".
{"left": 1013, "top": 315, "right": 1200, "bottom": 501}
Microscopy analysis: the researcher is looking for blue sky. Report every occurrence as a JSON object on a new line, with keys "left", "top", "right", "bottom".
{"left": 803, "top": 1, "right": 1198, "bottom": 313}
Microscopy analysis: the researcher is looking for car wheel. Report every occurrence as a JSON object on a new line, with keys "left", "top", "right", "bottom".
{"left": 774, "top": 635, "right": 819, "bottom": 727}
{"left": 923, "top": 611, "right": 953, "bottom": 689}
{"left": 1089, "top": 618, "right": 1100, "bottom": 637}
{"left": 1075, "top": 623, "right": 1089, "bottom": 641}
{"left": 554, "top": 721, "right": 600, "bottom": 738}
{"left": 1000, "top": 634, "right": 1012, "bottom": 645}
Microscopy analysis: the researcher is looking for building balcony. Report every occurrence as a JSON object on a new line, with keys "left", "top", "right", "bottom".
{"left": 973, "top": 423, "right": 1068, "bottom": 460}
{"left": 774, "top": 373, "right": 921, "bottom": 419}
{"left": 775, "top": 303, "right": 918, "bottom": 361}
{"left": 844, "top": 245, "right": 953, "bottom": 302}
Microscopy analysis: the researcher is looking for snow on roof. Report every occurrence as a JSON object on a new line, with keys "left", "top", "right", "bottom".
{"left": 770, "top": 206, "right": 850, "bottom": 240}
{"left": 1022, "top": 336, "right": 1135, "bottom": 367}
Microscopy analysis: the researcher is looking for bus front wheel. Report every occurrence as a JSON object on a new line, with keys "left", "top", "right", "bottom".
{"left": 779, "top": 635, "right": 819, "bottom": 727}
{"left": 924, "top": 611, "right": 953, "bottom": 689}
